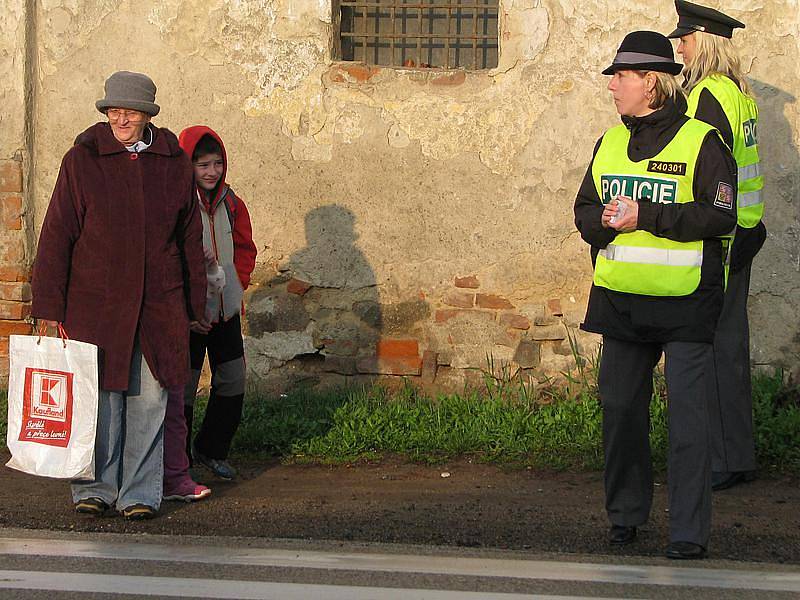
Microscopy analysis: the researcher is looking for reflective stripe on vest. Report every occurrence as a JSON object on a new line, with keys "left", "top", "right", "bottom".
{"left": 739, "top": 162, "right": 760, "bottom": 181}
{"left": 686, "top": 75, "right": 763, "bottom": 228}
{"left": 599, "top": 244, "right": 703, "bottom": 268}
{"left": 591, "top": 118, "right": 716, "bottom": 297}
{"left": 739, "top": 189, "right": 762, "bottom": 208}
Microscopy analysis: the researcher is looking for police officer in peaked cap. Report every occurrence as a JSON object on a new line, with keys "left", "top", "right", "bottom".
{"left": 668, "top": 1, "right": 765, "bottom": 494}
{"left": 669, "top": 0, "right": 745, "bottom": 38}
{"left": 574, "top": 30, "right": 738, "bottom": 560}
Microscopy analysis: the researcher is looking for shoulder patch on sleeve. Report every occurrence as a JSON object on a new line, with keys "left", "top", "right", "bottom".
{"left": 713, "top": 182, "right": 734, "bottom": 210}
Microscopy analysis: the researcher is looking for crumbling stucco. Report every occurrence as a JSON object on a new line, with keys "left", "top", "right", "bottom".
{"left": 3, "top": 0, "right": 799, "bottom": 391}
{"left": 0, "top": 0, "right": 27, "bottom": 159}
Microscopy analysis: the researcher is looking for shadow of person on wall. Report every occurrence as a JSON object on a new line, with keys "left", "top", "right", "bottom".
{"left": 747, "top": 80, "right": 800, "bottom": 371}
{"left": 245, "top": 203, "right": 383, "bottom": 393}
{"left": 290, "top": 203, "right": 384, "bottom": 379}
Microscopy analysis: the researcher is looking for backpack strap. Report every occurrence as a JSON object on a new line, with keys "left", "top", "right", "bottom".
{"left": 221, "top": 186, "right": 238, "bottom": 224}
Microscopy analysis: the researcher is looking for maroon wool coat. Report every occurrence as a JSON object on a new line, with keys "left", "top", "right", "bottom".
{"left": 31, "top": 123, "right": 207, "bottom": 391}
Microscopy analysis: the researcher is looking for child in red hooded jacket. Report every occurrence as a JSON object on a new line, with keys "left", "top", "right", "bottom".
{"left": 167, "top": 125, "right": 257, "bottom": 485}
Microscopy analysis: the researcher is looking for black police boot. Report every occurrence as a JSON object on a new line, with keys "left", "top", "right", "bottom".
{"left": 608, "top": 525, "right": 637, "bottom": 545}
{"left": 712, "top": 470, "right": 756, "bottom": 491}
{"left": 665, "top": 541, "right": 707, "bottom": 560}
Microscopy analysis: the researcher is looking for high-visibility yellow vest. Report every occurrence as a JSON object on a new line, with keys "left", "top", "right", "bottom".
{"left": 687, "top": 74, "right": 763, "bottom": 228}
{"left": 591, "top": 118, "right": 719, "bottom": 297}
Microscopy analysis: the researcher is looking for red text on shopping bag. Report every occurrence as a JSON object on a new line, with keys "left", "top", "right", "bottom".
{"left": 19, "top": 367, "right": 74, "bottom": 447}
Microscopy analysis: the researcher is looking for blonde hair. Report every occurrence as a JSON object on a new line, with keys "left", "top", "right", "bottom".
{"left": 683, "top": 31, "right": 752, "bottom": 96}
{"left": 636, "top": 71, "right": 686, "bottom": 110}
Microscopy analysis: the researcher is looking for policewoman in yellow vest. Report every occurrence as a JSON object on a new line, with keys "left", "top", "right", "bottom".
{"left": 574, "top": 31, "right": 737, "bottom": 560}
{"left": 668, "top": 0, "right": 764, "bottom": 493}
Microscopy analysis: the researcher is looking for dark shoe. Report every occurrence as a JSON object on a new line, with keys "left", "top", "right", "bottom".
{"left": 608, "top": 525, "right": 637, "bottom": 546}
{"left": 193, "top": 444, "right": 236, "bottom": 480}
{"left": 121, "top": 504, "right": 157, "bottom": 521}
{"left": 712, "top": 470, "right": 755, "bottom": 491}
{"left": 74, "top": 497, "right": 109, "bottom": 516}
{"left": 665, "top": 541, "right": 707, "bottom": 560}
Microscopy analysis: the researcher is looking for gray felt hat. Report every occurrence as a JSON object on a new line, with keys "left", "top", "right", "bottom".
{"left": 95, "top": 71, "right": 160, "bottom": 116}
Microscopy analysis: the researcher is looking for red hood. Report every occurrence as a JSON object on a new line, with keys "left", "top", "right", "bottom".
{"left": 178, "top": 125, "right": 228, "bottom": 208}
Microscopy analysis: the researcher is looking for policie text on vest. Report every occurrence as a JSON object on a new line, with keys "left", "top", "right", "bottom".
{"left": 600, "top": 174, "right": 679, "bottom": 205}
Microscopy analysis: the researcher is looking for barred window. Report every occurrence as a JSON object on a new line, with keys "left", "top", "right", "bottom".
{"left": 336, "top": 0, "right": 499, "bottom": 70}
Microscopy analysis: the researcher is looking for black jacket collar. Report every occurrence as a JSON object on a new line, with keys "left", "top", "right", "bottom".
{"left": 619, "top": 95, "right": 689, "bottom": 162}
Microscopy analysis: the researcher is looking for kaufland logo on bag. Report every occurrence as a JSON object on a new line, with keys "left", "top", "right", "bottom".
{"left": 20, "top": 368, "right": 74, "bottom": 447}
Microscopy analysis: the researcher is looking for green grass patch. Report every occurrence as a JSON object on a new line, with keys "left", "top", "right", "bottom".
{"left": 752, "top": 369, "right": 800, "bottom": 472}
{"left": 1, "top": 365, "right": 797, "bottom": 474}
{"left": 232, "top": 376, "right": 670, "bottom": 470}
{"left": 221, "top": 363, "right": 796, "bottom": 474}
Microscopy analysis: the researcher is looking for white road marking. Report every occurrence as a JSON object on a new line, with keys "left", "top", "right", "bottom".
{"left": 0, "top": 537, "right": 798, "bottom": 593}
{"left": 0, "top": 570, "right": 635, "bottom": 600}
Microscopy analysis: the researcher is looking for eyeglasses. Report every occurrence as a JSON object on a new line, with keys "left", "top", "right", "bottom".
{"left": 106, "top": 109, "right": 148, "bottom": 122}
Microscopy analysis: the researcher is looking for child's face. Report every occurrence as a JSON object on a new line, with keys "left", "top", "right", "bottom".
{"left": 193, "top": 152, "right": 224, "bottom": 191}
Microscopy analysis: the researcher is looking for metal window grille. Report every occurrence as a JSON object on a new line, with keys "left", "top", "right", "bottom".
{"left": 337, "top": 0, "right": 499, "bottom": 70}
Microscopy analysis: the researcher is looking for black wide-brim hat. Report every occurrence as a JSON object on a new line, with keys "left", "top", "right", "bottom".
{"left": 603, "top": 31, "right": 683, "bottom": 75}
{"left": 667, "top": 0, "right": 745, "bottom": 39}
{"left": 602, "top": 30, "right": 683, "bottom": 76}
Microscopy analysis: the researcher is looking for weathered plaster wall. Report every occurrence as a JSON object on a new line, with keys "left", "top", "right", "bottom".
{"left": 0, "top": 0, "right": 35, "bottom": 371}
{"left": 8, "top": 0, "right": 800, "bottom": 389}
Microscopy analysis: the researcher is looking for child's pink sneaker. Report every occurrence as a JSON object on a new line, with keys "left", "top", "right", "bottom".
{"left": 163, "top": 482, "right": 211, "bottom": 502}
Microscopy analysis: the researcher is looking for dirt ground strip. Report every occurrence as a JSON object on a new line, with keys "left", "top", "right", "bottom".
{"left": 0, "top": 452, "right": 798, "bottom": 565}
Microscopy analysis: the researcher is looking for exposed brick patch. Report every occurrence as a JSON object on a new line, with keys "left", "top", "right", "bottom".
{"left": 0, "top": 301, "right": 31, "bottom": 321}
{"left": 376, "top": 339, "right": 419, "bottom": 359}
{"left": 476, "top": 294, "right": 514, "bottom": 310}
{"left": 286, "top": 278, "right": 312, "bottom": 295}
{"left": 1, "top": 195, "right": 23, "bottom": 230}
{"left": 454, "top": 275, "right": 479, "bottom": 289}
{"left": 1, "top": 242, "right": 25, "bottom": 265}
{"left": 357, "top": 356, "right": 422, "bottom": 376}
{"left": 530, "top": 324, "right": 566, "bottom": 341}
{"left": 552, "top": 339, "right": 574, "bottom": 356}
{"left": 421, "top": 350, "right": 438, "bottom": 382}
{"left": 0, "top": 266, "right": 29, "bottom": 282}
{"left": 500, "top": 313, "right": 530, "bottom": 330}
{"left": 534, "top": 313, "right": 559, "bottom": 326}
{"left": 320, "top": 339, "right": 358, "bottom": 356}
{"left": 330, "top": 64, "right": 381, "bottom": 83}
{"left": 547, "top": 298, "right": 563, "bottom": 316}
{"left": 514, "top": 340, "right": 540, "bottom": 368}
{"left": 495, "top": 329, "right": 519, "bottom": 348}
{"left": 0, "top": 160, "right": 23, "bottom": 193}
{"left": 0, "top": 320, "right": 33, "bottom": 337}
{"left": 0, "top": 282, "right": 31, "bottom": 302}
{"left": 434, "top": 309, "right": 494, "bottom": 323}
{"left": 431, "top": 71, "right": 466, "bottom": 86}
{"left": 443, "top": 292, "right": 474, "bottom": 308}
{"left": 320, "top": 355, "right": 358, "bottom": 375}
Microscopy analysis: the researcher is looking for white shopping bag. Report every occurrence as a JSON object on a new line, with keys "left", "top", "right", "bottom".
{"left": 6, "top": 329, "right": 99, "bottom": 479}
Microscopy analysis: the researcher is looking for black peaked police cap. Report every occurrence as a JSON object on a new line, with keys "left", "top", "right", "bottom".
{"left": 602, "top": 31, "right": 683, "bottom": 76}
{"left": 668, "top": 0, "right": 745, "bottom": 39}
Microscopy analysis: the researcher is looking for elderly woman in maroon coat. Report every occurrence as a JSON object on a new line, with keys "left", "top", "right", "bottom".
{"left": 31, "top": 71, "right": 206, "bottom": 520}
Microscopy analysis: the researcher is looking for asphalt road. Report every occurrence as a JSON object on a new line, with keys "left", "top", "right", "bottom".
{"left": 0, "top": 530, "right": 798, "bottom": 599}
{"left": 2, "top": 458, "right": 799, "bottom": 565}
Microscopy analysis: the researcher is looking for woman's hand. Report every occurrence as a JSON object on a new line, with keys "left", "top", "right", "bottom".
{"left": 38, "top": 319, "right": 59, "bottom": 331}
{"left": 602, "top": 196, "right": 638, "bottom": 232}
{"left": 189, "top": 318, "right": 212, "bottom": 334}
